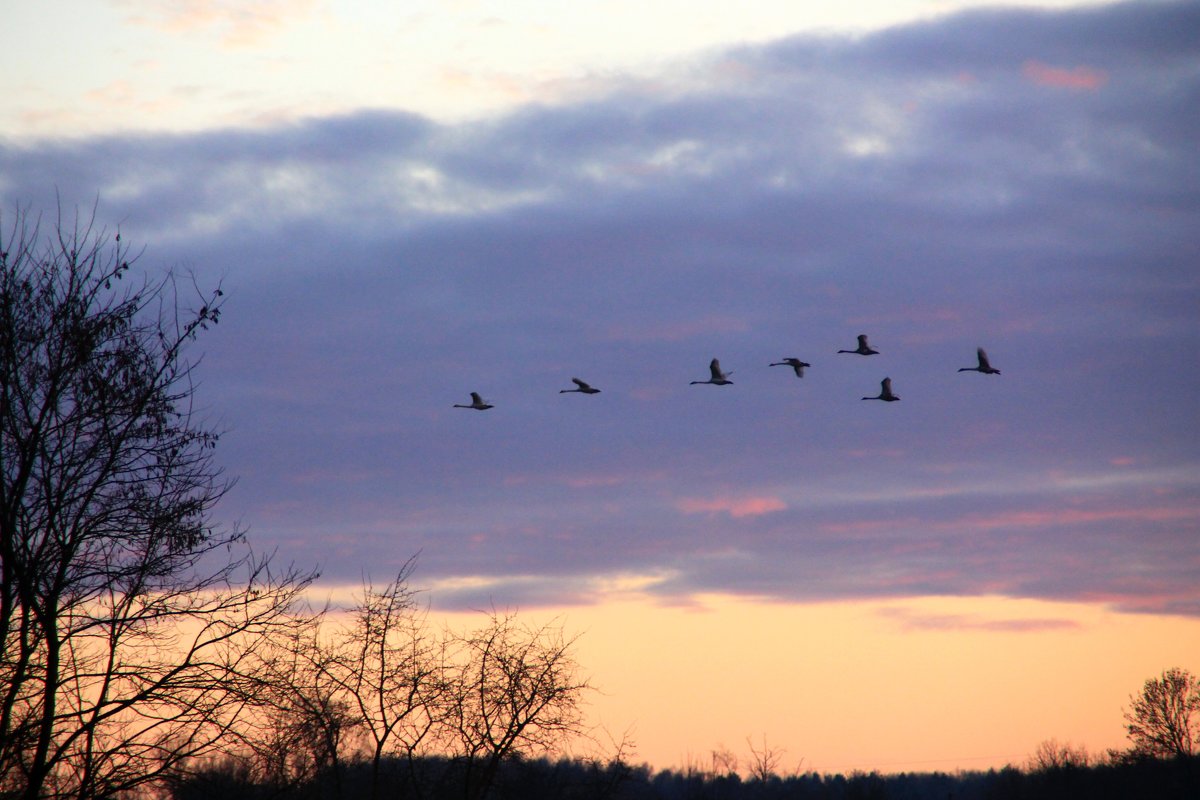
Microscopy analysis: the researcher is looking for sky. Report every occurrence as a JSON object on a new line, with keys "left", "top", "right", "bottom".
{"left": 3, "top": 0, "right": 1200, "bottom": 776}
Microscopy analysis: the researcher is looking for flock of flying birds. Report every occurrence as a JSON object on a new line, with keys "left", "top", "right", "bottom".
{"left": 453, "top": 334, "right": 1001, "bottom": 410}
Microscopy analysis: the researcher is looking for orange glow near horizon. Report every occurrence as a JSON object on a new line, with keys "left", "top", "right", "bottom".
{"left": 429, "top": 594, "right": 1200, "bottom": 775}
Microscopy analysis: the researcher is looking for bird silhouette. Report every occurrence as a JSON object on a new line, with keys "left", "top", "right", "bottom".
{"left": 862, "top": 377, "right": 899, "bottom": 402}
{"left": 770, "top": 358, "right": 811, "bottom": 377}
{"left": 560, "top": 377, "right": 600, "bottom": 394}
{"left": 690, "top": 358, "right": 733, "bottom": 385}
{"left": 958, "top": 347, "right": 1000, "bottom": 375}
{"left": 838, "top": 334, "right": 879, "bottom": 355}
{"left": 453, "top": 392, "right": 493, "bottom": 410}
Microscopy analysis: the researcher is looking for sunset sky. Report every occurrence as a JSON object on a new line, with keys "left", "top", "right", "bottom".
{"left": 3, "top": 0, "right": 1199, "bottom": 775}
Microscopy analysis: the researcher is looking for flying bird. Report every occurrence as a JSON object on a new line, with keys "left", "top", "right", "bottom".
{"left": 769, "top": 358, "right": 811, "bottom": 377}
{"left": 453, "top": 392, "right": 493, "bottom": 410}
{"left": 862, "top": 377, "right": 900, "bottom": 402}
{"left": 838, "top": 334, "right": 879, "bottom": 355}
{"left": 690, "top": 358, "right": 733, "bottom": 386}
{"left": 560, "top": 377, "right": 601, "bottom": 394}
{"left": 958, "top": 347, "right": 1001, "bottom": 375}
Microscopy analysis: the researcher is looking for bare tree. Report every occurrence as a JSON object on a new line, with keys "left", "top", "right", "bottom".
{"left": 444, "top": 611, "right": 591, "bottom": 800}
{"left": 326, "top": 562, "right": 445, "bottom": 800}
{"left": 238, "top": 578, "right": 430, "bottom": 800}
{"left": 580, "top": 727, "right": 639, "bottom": 800}
{"left": 240, "top": 612, "right": 362, "bottom": 798}
{"left": 231, "top": 573, "right": 593, "bottom": 800}
{"left": 1123, "top": 667, "right": 1200, "bottom": 759}
{"left": 1028, "top": 738, "right": 1090, "bottom": 771}
{"left": 0, "top": 203, "right": 317, "bottom": 799}
{"left": 744, "top": 734, "right": 788, "bottom": 782}
{"left": 709, "top": 744, "right": 738, "bottom": 778}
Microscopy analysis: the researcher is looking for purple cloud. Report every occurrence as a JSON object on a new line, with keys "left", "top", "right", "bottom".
{"left": 2, "top": 1, "right": 1197, "bottom": 615}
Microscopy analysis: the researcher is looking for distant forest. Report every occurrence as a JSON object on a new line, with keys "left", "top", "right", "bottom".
{"left": 171, "top": 751, "right": 1200, "bottom": 800}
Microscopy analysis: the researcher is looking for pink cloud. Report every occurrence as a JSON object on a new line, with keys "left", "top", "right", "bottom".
{"left": 84, "top": 81, "right": 138, "bottom": 106}
{"left": 1022, "top": 60, "right": 1109, "bottom": 91}
{"left": 879, "top": 608, "right": 1082, "bottom": 633}
{"left": 942, "top": 504, "right": 1200, "bottom": 532}
{"left": 676, "top": 495, "right": 786, "bottom": 518}
{"left": 121, "top": 0, "right": 315, "bottom": 47}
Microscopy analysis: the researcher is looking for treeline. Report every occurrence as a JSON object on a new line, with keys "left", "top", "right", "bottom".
{"left": 170, "top": 752, "right": 1200, "bottom": 800}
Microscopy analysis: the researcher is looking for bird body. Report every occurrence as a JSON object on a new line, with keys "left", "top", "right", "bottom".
{"left": 560, "top": 377, "right": 601, "bottom": 394}
{"left": 862, "top": 377, "right": 899, "bottom": 401}
{"left": 454, "top": 391, "right": 493, "bottom": 410}
{"left": 958, "top": 347, "right": 1000, "bottom": 375}
{"left": 691, "top": 358, "right": 733, "bottom": 385}
{"left": 770, "top": 357, "right": 811, "bottom": 377}
{"left": 838, "top": 334, "right": 879, "bottom": 355}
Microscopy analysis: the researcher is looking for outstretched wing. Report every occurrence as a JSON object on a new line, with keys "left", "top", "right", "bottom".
{"left": 977, "top": 348, "right": 992, "bottom": 370}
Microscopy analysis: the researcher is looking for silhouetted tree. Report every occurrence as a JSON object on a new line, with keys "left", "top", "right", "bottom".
{"left": 445, "top": 611, "right": 591, "bottom": 800}
{"left": 709, "top": 744, "right": 738, "bottom": 778}
{"left": 325, "top": 561, "right": 445, "bottom": 800}
{"left": 230, "top": 575, "right": 594, "bottom": 800}
{"left": 744, "top": 734, "right": 785, "bottom": 782}
{"left": 1123, "top": 666, "right": 1200, "bottom": 759}
{"left": 243, "top": 616, "right": 361, "bottom": 798}
{"left": 0, "top": 203, "right": 317, "bottom": 799}
{"left": 1027, "top": 738, "right": 1090, "bottom": 771}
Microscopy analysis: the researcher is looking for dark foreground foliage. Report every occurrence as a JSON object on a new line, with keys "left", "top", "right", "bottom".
{"left": 170, "top": 752, "right": 1200, "bottom": 800}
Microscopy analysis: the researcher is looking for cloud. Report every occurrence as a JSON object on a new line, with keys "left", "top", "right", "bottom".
{"left": 1021, "top": 60, "right": 1108, "bottom": 90}
{"left": 877, "top": 607, "right": 1083, "bottom": 633}
{"left": 117, "top": 0, "right": 318, "bottom": 46}
{"left": 933, "top": 503, "right": 1200, "bottom": 533}
{"left": 2, "top": 1, "right": 1198, "bottom": 616}
{"left": 676, "top": 495, "right": 788, "bottom": 518}
{"left": 84, "top": 81, "right": 139, "bottom": 106}
{"left": 422, "top": 568, "right": 684, "bottom": 610}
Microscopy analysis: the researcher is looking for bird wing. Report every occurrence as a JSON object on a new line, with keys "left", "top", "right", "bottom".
{"left": 881, "top": 378, "right": 892, "bottom": 393}
{"left": 571, "top": 377, "right": 591, "bottom": 390}
{"left": 858, "top": 334, "right": 870, "bottom": 348}
{"left": 977, "top": 348, "right": 992, "bottom": 369}
{"left": 470, "top": 392, "right": 484, "bottom": 404}
{"left": 709, "top": 359, "right": 724, "bottom": 379}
